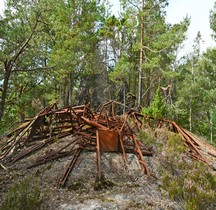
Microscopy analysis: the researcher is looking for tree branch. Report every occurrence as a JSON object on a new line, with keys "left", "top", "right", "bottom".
{"left": 12, "top": 12, "right": 41, "bottom": 64}
{"left": 128, "top": 0, "right": 140, "bottom": 10}
{"left": 12, "top": 65, "right": 56, "bottom": 73}
{"left": 143, "top": 45, "right": 168, "bottom": 53}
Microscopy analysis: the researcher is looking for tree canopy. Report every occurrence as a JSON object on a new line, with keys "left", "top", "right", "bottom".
{"left": 0, "top": 0, "right": 216, "bottom": 145}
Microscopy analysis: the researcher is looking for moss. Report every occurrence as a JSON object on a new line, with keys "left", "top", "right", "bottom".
{"left": 94, "top": 173, "right": 115, "bottom": 191}
{"left": 94, "top": 180, "right": 103, "bottom": 191}
{"left": 46, "top": 162, "right": 53, "bottom": 170}
{"left": 68, "top": 178, "right": 85, "bottom": 191}
{"left": 125, "top": 201, "right": 142, "bottom": 209}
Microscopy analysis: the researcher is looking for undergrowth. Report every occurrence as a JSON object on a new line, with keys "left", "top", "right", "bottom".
{"left": 157, "top": 128, "right": 216, "bottom": 210}
{"left": 0, "top": 177, "right": 46, "bottom": 210}
{"left": 138, "top": 129, "right": 155, "bottom": 147}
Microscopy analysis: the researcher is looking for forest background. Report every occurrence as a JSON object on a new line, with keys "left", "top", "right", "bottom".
{"left": 0, "top": 0, "right": 216, "bottom": 145}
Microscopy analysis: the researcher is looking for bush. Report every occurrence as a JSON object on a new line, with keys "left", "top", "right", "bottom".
{"left": 159, "top": 130, "right": 216, "bottom": 210}
{"left": 1, "top": 177, "right": 43, "bottom": 210}
{"left": 138, "top": 129, "right": 155, "bottom": 146}
{"left": 141, "top": 87, "right": 166, "bottom": 119}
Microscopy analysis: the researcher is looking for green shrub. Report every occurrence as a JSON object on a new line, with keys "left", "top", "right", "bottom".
{"left": 1, "top": 178, "right": 43, "bottom": 210}
{"left": 138, "top": 129, "right": 155, "bottom": 146}
{"left": 160, "top": 130, "right": 216, "bottom": 210}
{"left": 141, "top": 87, "right": 166, "bottom": 119}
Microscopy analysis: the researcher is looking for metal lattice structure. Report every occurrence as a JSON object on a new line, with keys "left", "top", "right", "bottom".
{"left": 0, "top": 100, "right": 215, "bottom": 187}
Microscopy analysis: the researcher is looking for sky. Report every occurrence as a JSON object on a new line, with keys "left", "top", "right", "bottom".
{"left": 0, "top": 0, "right": 215, "bottom": 54}
{"left": 165, "top": 0, "right": 215, "bottom": 54}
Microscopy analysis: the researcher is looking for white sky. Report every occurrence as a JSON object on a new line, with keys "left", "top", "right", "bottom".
{"left": 166, "top": 0, "right": 215, "bottom": 54}
{"left": 0, "top": 0, "right": 4, "bottom": 15}
{"left": 0, "top": 0, "right": 215, "bottom": 54}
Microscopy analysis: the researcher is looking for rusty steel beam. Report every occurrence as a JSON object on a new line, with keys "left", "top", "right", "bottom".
{"left": 131, "top": 135, "right": 151, "bottom": 178}
{"left": 81, "top": 116, "right": 108, "bottom": 130}
{"left": 119, "top": 131, "right": 126, "bottom": 161}
{"left": 96, "top": 130, "right": 101, "bottom": 179}
{"left": 28, "top": 151, "right": 73, "bottom": 169}
{"left": 28, "top": 138, "right": 79, "bottom": 168}
{"left": 170, "top": 121, "right": 209, "bottom": 165}
{"left": 0, "top": 119, "right": 36, "bottom": 160}
{"left": 59, "top": 149, "right": 81, "bottom": 187}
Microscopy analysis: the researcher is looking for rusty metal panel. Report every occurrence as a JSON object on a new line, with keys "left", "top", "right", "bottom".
{"left": 98, "top": 129, "right": 119, "bottom": 152}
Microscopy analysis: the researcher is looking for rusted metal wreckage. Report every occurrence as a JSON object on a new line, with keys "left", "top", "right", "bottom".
{"left": 0, "top": 101, "right": 215, "bottom": 187}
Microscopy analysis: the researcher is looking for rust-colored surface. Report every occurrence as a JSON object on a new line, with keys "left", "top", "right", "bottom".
{"left": 98, "top": 129, "right": 119, "bottom": 152}
{"left": 0, "top": 100, "right": 216, "bottom": 187}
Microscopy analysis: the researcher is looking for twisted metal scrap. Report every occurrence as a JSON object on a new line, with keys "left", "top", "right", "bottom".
{"left": 0, "top": 100, "right": 215, "bottom": 187}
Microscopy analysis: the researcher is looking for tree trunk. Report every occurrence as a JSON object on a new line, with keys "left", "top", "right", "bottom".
{"left": 210, "top": 119, "right": 213, "bottom": 144}
{"left": 146, "top": 73, "right": 151, "bottom": 107}
{"left": 0, "top": 61, "right": 12, "bottom": 121}
{"left": 189, "top": 59, "right": 194, "bottom": 132}
{"left": 68, "top": 73, "right": 72, "bottom": 106}
{"left": 138, "top": 0, "right": 145, "bottom": 107}
{"left": 0, "top": 14, "right": 39, "bottom": 122}
{"left": 189, "top": 97, "right": 192, "bottom": 132}
{"left": 123, "top": 82, "right": 126, "bottom": 115}
{"left": 64, "top": 77, "right": 69, "bottom": 106}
